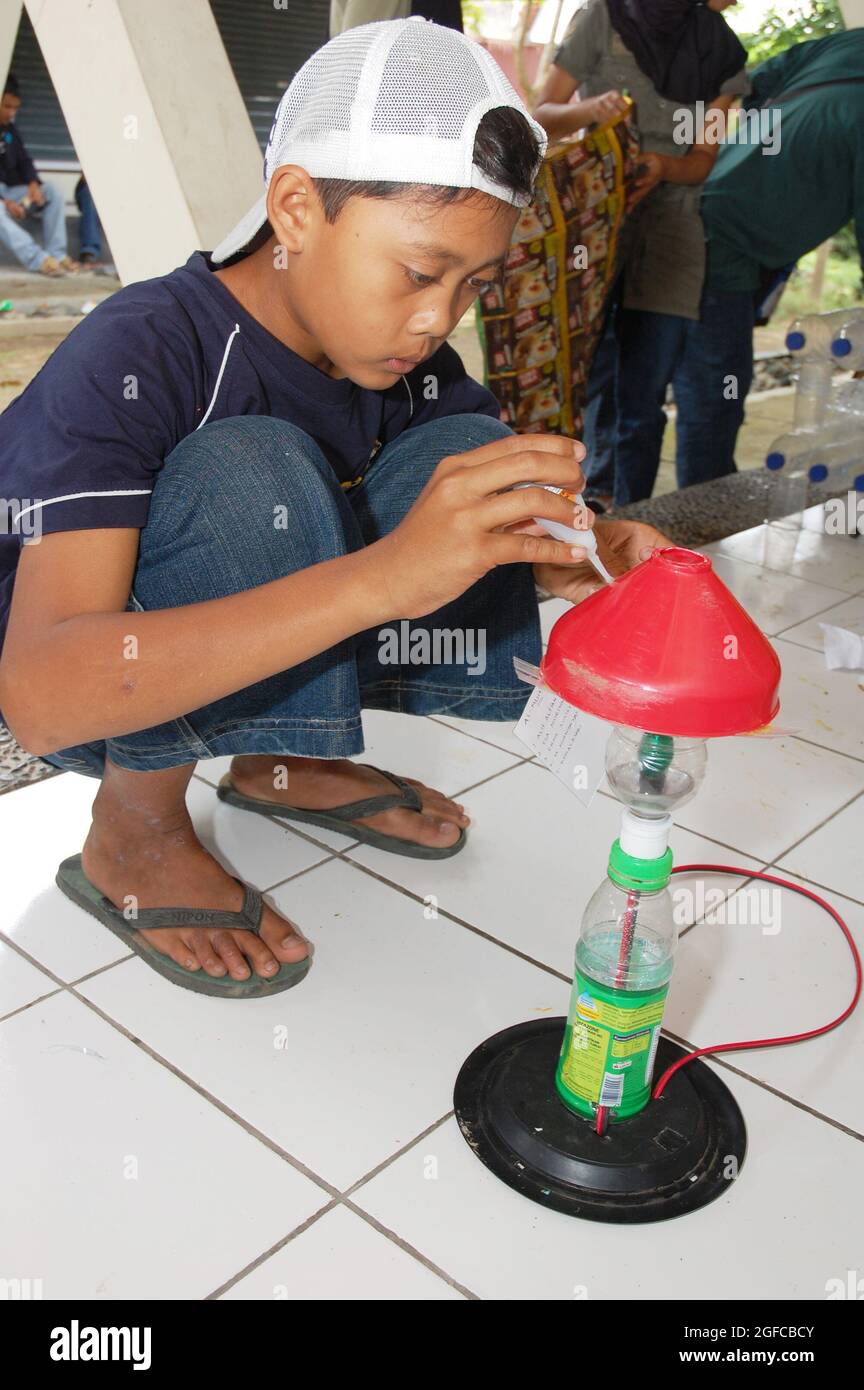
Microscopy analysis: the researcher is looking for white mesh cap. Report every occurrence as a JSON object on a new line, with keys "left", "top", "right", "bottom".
{"left": 210, "top": 16, "right": 548, "bottom": 264}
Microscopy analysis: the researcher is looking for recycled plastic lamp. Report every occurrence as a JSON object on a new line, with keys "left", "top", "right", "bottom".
{"left": 454, "top": 549, "right": 782, "bottom": 1223}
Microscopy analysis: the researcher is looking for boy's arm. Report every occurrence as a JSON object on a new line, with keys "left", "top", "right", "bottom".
{"left": 0, "top": 436, "right": 595, "bottom": 757}
{"left": 0, "top": 527, "right": 391, "bottom": 756}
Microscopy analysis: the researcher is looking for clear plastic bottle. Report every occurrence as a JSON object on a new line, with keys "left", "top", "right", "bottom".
{"left": 556, "top": 812, "right": 677, "bottom": 1123}
{"left": 830, "top": 308, "right": 864, "bottom": 368}
{"left": 807, "top": 434, "right": 864, "bottom": 492}
{"left": 786, "top": 309, "right": 857, "bottom": 358}
{"left": 605, "top": 727, "right": 706, "bottom": 816}
{"left": 766, "top": 416, "right": 860, "bottom": 468}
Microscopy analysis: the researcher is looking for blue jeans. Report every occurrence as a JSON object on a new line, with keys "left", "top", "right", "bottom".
{"left": 0, "top": 180, "right": 68, "bottom": 270}
{"left": 41, "top": 413, "right": 541, "bottom": 779}
{"left": 583, "top": 289, "right": 755, "bottom": 506}
{"left": 74, "top": 178, "right": 101, "bottom": 258}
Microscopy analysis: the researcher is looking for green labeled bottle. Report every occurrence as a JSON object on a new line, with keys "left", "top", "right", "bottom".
{"left": 556, "top": 810, "right": 677, "bottom": 1122}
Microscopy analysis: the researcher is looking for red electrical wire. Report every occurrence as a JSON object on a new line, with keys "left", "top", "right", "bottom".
{"left": 649, "top": 864, "right": 862, "bottom": 1100}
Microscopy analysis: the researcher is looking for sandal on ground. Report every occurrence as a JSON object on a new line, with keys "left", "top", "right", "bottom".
{"left": 55, "top": 853, "right": 311, "bottom": 998}
{"left": 216, "top": 763, "right": 467, "bottom": 860}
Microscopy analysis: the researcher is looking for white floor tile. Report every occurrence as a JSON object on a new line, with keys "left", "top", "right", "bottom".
{"left": 221, "top": 1204, "right": 464, "bottom": 1300}
{"left": 0, "top": 939, "right": 58, "bottom": 1016}
{"left": 669, "top": 872, "right": 864, "bottom": 1130}
{"left": 704, "top": 553, "right": 849, "bottom": 637}
{"left": 775, "top": 794, "right": 864, "bottom": 904}
{"left": 431, "top": 714, "right": 531, "bottom": 760}
{"left": 352, "top": 1082, "right": 864, "bottom": 1300}
{"left": 0, "top": 991, "right": 329, "bottom": 1298}
{"left": 77, "top": 859, "right": 569, "bottom": 1191}
{"left": 347, "top": 761, "right": 766, "bottom": 976}
{"left": 673, "top": 732, "right": 864, "bottom": 864}
{"left": 777, "top": 591, "right": 864, "bottom": 652}
{"left": 0, "top": 772, "right": 131, "bottom": 980}
{"left": 708, "top": 523, "right": 864, "bottom": 594}
{"left": 772, "top": 638, "right": 864, "bottom": 761}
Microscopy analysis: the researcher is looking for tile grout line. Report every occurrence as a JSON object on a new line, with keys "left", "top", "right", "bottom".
{"left": 206, "top": 1110, "right": 480, "bottom": 1301}
{"left": 708, "top": 545, "right": 864, "bottom": 594}
{"left": 426, "top": 714, "right": 534, "bottom": 762}
{"left": 659, "top": 1026, "right": 864, "bottom": 1142}
{"left": 762, "top": 786, "right": 864, "bottom": 885}
{"left": 789, "top": 734, "right": 864, "bottom": 768}
{"left": 671, "top": 786, "right": 864, "bottom": 870}
{"left": 30, "top": 976, "right": 479, "bottom": 1298}
{"left": 771, "top": 588, "right": 864, "bottom": 638}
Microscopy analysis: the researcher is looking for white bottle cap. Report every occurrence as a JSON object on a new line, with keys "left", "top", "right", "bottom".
{"left": 618, "top": 808, "right": 673, "bottom": 860}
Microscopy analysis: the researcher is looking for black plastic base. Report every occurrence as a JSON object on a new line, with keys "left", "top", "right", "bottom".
{"left": 454, "top": 1018, "right": 747, "bottom": 1223}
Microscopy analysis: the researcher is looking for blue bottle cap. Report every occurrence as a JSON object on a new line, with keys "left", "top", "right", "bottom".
{"left": 832, "top": 337, "right": 852, "bottom": 357}
{"left": 786, "top": 331, "right": 805, "bottom": 351}
{"left": 809, "top": 464, "right": 828, "bottom": 483}
{"left": 766, "top": 452, "right": 785, "bottom": 470}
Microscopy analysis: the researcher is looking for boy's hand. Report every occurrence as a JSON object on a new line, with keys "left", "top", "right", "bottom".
{"left": 534, "top": 518, "right": 673, "bottom": 604}
{"left": 368, "top": 433, "right": 593, "bottom": 619}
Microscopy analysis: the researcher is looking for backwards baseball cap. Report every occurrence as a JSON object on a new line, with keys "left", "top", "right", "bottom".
{"left": 210, "top": 16, "right": 548, "bottom": 265}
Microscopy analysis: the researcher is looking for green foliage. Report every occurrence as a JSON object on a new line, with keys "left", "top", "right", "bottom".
{"left": 831, "top": 222, "right": 859, "bottom": 262}
{"left": 736, "top": 0, "right": 845, "bottom": 67}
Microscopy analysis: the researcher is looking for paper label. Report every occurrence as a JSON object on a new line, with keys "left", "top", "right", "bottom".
{"left": 514, "top": 685, "right": 607, "bottom": 806}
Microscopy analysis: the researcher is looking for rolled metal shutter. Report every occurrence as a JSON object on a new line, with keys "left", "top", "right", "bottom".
{"left": 210, "top": 0, "right": 331, "bottom": 151}
{"left": 5, "top": 0, "right": 331, "bottom": 165}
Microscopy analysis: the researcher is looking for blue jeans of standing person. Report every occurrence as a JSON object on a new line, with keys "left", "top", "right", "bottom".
{"left": 582, "top": 289, "right": 755, "bottom": 507}
{"left": 74, "top": 178, "right": 101, "bottom": 258}
{"left": 0, "top": 180, "right": 68, "bottom": 270}
{"left": 40, "top": 413, "right": 541, "bottom": 780}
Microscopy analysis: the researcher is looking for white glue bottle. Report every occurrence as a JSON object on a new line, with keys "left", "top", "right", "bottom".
{"left": 512, "top": 483, "right": 615, "bottom": 585}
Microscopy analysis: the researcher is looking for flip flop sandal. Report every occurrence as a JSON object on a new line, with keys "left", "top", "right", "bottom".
{"left": 216, "top": 763, "right": 467, "bottom": 860}
{"left": 55, "top": 853, "right": 311, "bottom": 998}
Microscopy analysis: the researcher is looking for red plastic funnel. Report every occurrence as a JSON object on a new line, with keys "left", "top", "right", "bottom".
{"left": 541, "top": 547, "right": 781, "bottom": 737}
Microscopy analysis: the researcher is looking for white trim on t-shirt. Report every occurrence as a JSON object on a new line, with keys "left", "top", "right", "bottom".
{"left": 11, "top": 489, "right": 153, "bottom": 526}
{"left": 196, "top": 323, "right": 241, "bottom": 430}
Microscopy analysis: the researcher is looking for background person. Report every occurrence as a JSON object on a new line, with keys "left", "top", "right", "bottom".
{"left": 0, "top": 73, "right": 80, "bottom": 276}
{"left": 533, "top": 0, "right": 748, "bottom": 508}
{"left": 680, "top": 27, "right": 864, "bottom": 476}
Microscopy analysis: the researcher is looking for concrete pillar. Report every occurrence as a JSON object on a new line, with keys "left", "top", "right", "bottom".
{"left": 0, "top": 1, "right": 24, "bottom": 88}
{"left": 837, "top": 0, "right": 864, "bottom": 26}
{"left": 24, "top": 0, "right": 262, "bottom": 284}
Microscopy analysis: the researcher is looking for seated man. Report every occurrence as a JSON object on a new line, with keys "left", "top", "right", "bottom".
{"left": 0, "top": 73, "right": 80, "bottom": 276}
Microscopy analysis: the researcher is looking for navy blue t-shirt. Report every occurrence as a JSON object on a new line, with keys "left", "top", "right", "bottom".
{"left": 0, "top": 249, "right": 500, "bottom": 663}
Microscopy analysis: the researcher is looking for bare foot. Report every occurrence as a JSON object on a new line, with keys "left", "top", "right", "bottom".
{"left": 229, "top": 756, "right": 471, "bottom": 852}
{"left": 81, "top": 802, "right": 309, "bottom": 983}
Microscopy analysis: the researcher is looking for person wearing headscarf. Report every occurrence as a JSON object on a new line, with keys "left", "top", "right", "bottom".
{"left": 533, "top": 0, "right": 749, "bottom": 507}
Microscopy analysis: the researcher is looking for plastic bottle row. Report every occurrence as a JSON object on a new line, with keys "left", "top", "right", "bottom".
{"left": 785, "top": 306, "right": 864, "bottom": 366}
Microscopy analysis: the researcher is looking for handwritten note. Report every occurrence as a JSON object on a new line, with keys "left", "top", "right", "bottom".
{"left": 515, "top": 685, "right": 608, "bottom": 807}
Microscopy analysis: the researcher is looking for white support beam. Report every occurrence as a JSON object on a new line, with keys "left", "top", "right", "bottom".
{"left": 837, "top": 0, "right": 864, "bottom": 27}
{"left": 0, "top": 0, "right": 24, "bottom": 88}
{"left": 24, "top": 0, "right": 263, "bottom": 283}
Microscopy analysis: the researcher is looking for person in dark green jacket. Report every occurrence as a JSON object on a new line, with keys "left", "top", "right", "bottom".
{"left": 682, "top": 28, "right": 864, "bottom": 479}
